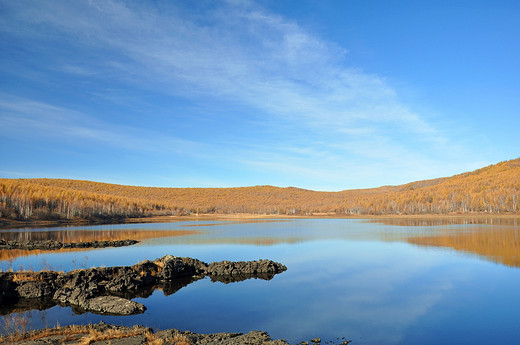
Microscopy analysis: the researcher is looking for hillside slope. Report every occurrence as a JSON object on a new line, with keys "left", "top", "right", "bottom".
{"left": 1, "top": 158, "right": 519, "bottom": 220}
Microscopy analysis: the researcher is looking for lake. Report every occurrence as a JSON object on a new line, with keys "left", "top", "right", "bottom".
{"left": 1, "top": 218, "right": 520, "bottom": 344}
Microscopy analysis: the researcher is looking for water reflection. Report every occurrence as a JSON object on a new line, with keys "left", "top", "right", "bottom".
{"left": 179, "top": 219, "right": 292, "bottom": 227}
{"left": 3, "top": 219, "right": 520, "bottom": 269}
{"left": 0, "top": 229, "right": 197, "bottom": 242}
{"left": 1, "top": 219, "right": 520, "bottom": 344}
{"left": 408, "top": 227, "right": 520, "bottom": 268}
{"left": 0, "top": 247, "right": 93, "bottom": 263}
{"left": 0, "top": 229, "right": 198, "bottom": 261}
{"left": 0, "top": 273, "right": 279, "bottom": 316}
{"left": 366, "top": 216, "right": 520, "bottom": 227}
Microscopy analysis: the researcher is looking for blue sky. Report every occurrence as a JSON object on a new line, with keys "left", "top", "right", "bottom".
{"left": 0, "top": 0, "right": 518, "bottom": 191}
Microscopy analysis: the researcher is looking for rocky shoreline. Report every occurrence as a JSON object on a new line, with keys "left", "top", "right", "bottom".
{"left": 0, "top": 255, "right": 287, "bottom": 316}
{"left": 0, "top": 321, "right": 353, "bottom": 345}
{"left": 0, "top": 239, "right": 139, "bottom": 250}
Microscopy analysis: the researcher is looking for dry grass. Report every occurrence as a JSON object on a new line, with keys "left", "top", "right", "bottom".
{"left": 145, "top": 331, "right": 164, "bottom": 345}
{"left": 34, "top": 324, "right": 90, "bottom": 342}
{"left": 11, "top": 272, "right": 40, "bottom": 282}
{"left": 169, "top": 333, "right": 191, "bottom": 345}
{"left": 77, "top": 327, "right": 150, "bottom": 345}
{"left": 138, "top": 267, "right": 158, "bottom": 277}
{"left": 0, "top": 323, "right": 192, "bottom": 344}
{"left": 148, "top": 331, "right": 191, "bottom": 345}
{"left": 1, "top": 323, "right": 86, "bottom": 343}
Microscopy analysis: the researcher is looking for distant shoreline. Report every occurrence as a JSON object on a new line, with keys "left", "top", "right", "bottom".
{"left": 1, "top": 212, "right": 519, "bottom": 230}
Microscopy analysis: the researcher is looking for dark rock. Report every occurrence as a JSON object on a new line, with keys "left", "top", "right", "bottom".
{"left": 0, "top": 255, "right": 287, "bottom": 316}
{"left": 0, "top": 239, "right": 139, "bottom": 251}
{"left": 3, "top": 323, "right": 294, "bottom": 344}
{"left": 209, "top": 272, "right": 277, "bottom": 284}
{"left": 157, "top": 329, "right": 289, "bottom": 345}
{"left": 15, "top": 281, "right": 55, "bottom": 298}
{"left": 206, "top": 259, "right": 287, "bottom": 276}
{"left": 0, "top": 272, "right": 16, "bottom": 299}
{"left": 85, "top": 296, "right": 146, "bottom": 315}
{"left": 156, "top": 255, "right": 207, "bottom": 280}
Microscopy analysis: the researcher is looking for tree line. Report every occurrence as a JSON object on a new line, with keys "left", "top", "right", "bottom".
{"left": 1, "top": 158, "right": 519, "bottom": 221}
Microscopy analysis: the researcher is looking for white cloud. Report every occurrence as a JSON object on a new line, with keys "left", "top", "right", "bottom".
{"left": 2, "top": 1, "right": 434, "bottom": 129}
{"left": 0, "top": 0, "right": 478, "bottom": 188}
{"left": 0, "top": 95, "right": 201, "bottom": 155}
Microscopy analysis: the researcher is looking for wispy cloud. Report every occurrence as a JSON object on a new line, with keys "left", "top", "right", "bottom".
{"left": 0, "top": 0, "right": 479, "bottom": 188}
{"left": 2, "top": 1, "right": 433, "bottom": 127}
{"left": 0, "top": 95, "right": 201, "bottom": 155}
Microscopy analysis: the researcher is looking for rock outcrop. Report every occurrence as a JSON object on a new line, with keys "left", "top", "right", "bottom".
{"left": 0, "top": 255, "right": 287, "bottom": 316}
{"left": 0, "top": 322, "right": 295, "bottom": 344}
{"left": 0, "top": 322, "right": 352, "bottom": 345}
{"left": 0, "top": 239, "right": 139, "bottom": 250}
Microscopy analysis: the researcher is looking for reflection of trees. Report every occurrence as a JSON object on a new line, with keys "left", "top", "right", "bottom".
{"left": 0, "top": 230, "right": 196, "bottom": 242}
{"left": 408, "top": 228, "right": 520, "bottom": 268}
{"left": 367, "top": 217, "right": 520, "bottom": 227}
{"left": 0, "top": 230, "right": 197, "bottom": 261}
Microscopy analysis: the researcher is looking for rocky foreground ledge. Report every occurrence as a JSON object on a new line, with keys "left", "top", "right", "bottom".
{"left": 0, "top": 321, "right": 353, "bottom": 345}
{"left": 0, "top": 255, "right": 287, "bottom": 316}
{"left": 0, "top": 239, "right": 139, "bottom": 250}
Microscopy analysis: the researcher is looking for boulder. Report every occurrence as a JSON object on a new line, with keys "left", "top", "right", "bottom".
{"left": 206, "top": 259, "right": 287, "bottom": 276}
{"left": 85, "top": 296, "right": 146, "bottom": 315}
{"left": 15, "top": 281, "right": 55, "bottom": 298}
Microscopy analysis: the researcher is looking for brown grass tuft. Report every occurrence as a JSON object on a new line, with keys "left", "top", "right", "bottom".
{"left": 145, "top": 331, "right": 164, "bottom": 345}
{"left": 77, "top": 327, "right": 150, "bottom": 345}
{"left": 0, "top": 323, "right": 166, "bottom": 344}
{"left": 11, "top": 272, "right": 40, "bottom": 282}
{"left": 169, "top": 332, "right": 191, "bottom": 345}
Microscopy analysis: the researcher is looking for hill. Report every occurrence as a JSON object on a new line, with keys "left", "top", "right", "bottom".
{"left": 0, "top": 158, "right": 519, "bottom": 221}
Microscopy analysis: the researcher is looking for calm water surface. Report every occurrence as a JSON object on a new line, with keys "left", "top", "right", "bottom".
{"left": 1, "top": 218, "right": 520, "bottom": 344}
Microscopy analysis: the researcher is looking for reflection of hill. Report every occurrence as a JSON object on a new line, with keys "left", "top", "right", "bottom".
{"left": 141, "top": 235, "right": 307, "bottom": 247}
{"left": 0, "top": 247, "right": 93, "bottom": 262}
{"left": 367, "top": 217, "right": 520, "bottom": 227}
{"left": 0, "top": 229, "right": 197, "bottom": 242}
{"left": 408, "top": 228, "right": 520, "bottom": 268}
{"left": 0, "top": 229, "right": 197, "bottom": 260}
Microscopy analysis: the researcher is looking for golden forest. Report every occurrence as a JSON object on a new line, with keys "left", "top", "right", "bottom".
{"left": 1, "top": 158, "right": 519, "bottom": 221}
